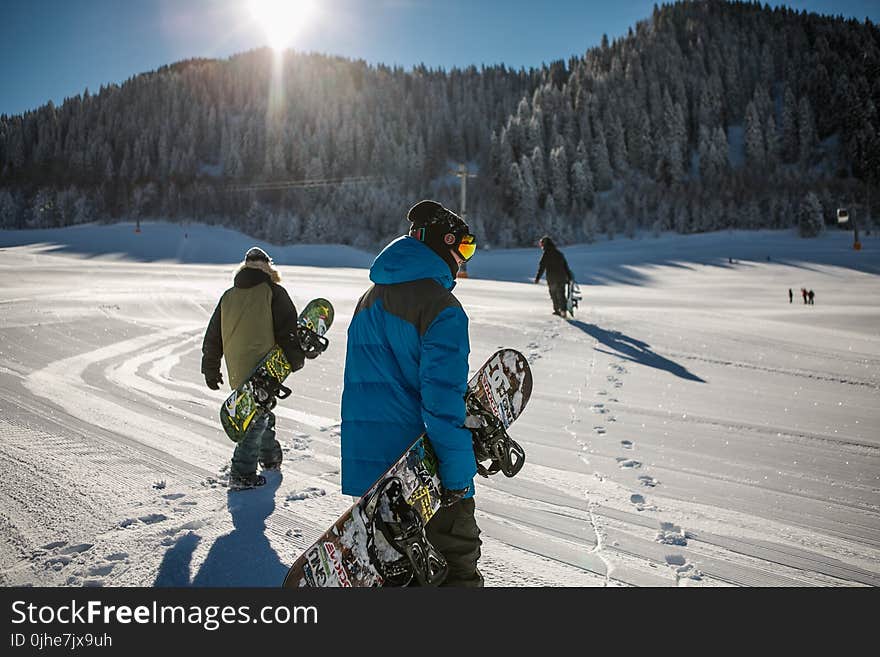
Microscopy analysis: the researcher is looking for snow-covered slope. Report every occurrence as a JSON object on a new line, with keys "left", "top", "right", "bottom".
{"left": 0, "top": 223, "right": 877, "bottom": 587}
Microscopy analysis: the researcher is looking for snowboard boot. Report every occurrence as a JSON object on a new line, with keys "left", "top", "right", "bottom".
{"left": 259, "top": 439, "right": 283, "bottom": 471}
{"left": 228, "top": 472, "right": 267, "bottom": 491}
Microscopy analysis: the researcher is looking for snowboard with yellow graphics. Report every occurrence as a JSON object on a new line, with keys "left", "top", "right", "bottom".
{"left": 219, "top": 298, "right": 333, "bottom": 442}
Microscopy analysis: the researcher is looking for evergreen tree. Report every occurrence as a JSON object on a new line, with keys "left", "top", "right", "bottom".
{"left": 570, "top": 160, "right": 595, "bottom": 211}
{"left": 530, "top": 146, "right": 547, "bottom": 207}
{"left": 628, "top": 110, "right": 654, "bottom": 173}
{"left": 591, "top": 129, "right": 613, "bottom": 192}
{"left": 798, "top": 191, "right": 824, "bottom": 237}
{"left": 606, "top": 113, "right": 629, "bottom": 173}
{"left": 518, "top": 155, "right": 539, "bottom": 222}
{"left": 780, "top": 85, "right": 799, "bottom": 163}
{"left": 764, "top": 113, "right": 779, "bottom": 170}
{"left": 744, "top": 101, "right": 766, "bottom": 172}
{"left": 698, "top": 125, "right": 721, "bottom": 183}
{"left": 655, "top": 90, "right": 686, "bottom": 185}
{"left": 582, "top": 210, "right": 598, "bottom": 243}
{"left": 0, "top": 189, "right": 22, "bottom": 228}
{"left": 548, "top": 145, "right": 570, "bottom": 212}
{"left": 798, "top": 96, "right": 817, "bottom": 166}
{"left": 673, "top": 200, "right": 690, "bottom": 233}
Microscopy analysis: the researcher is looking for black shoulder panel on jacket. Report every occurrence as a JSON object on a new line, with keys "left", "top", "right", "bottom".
{"left": 270, "top": 282, "right": 305, "bottom": 372}
{"left": 356, "top": 279, "right": 461, "bottom": 336}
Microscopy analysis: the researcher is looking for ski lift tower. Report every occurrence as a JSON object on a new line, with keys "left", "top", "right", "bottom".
{"left": 451, "top": 163, "right": 477, "bottom": 278}
{"left": 837, "top": 207, "right": 860, "bottom": 250}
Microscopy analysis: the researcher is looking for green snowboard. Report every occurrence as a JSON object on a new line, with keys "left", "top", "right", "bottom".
{"left": 219, "top": 298, "right": 334, "bottom": 442}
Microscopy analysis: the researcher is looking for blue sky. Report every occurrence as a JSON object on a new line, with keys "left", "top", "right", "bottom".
{"left": 2, "top": 0, "right": 878, "bottom": 117}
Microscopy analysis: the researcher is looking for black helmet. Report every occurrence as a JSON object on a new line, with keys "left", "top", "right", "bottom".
{"left": 407, "top": 200, "right": 475, "bottom": 275}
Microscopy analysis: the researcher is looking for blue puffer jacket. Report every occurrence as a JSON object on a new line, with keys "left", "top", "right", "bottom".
{"left": 341, "top": 236, "right": 475, "bottom": 498}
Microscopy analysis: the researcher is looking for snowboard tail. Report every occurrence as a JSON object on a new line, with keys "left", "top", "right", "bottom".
{"left": 298, "top": 298, "right": 334, "bottom": 359}
{"left": 566, "top": 279, "right": 582, "bottom": 317}
{"left": 283, "top": 348, "right": 532, "bottom": 588}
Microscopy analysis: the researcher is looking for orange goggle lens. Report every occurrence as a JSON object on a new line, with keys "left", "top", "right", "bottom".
{"left": 457, "top": 234, "right": 476, "bottom": 261}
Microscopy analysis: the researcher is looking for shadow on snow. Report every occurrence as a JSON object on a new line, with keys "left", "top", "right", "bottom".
{"left": 568, "top": 319, "right": 706, "bottom": 383}
{"left": 153, "top": 471, "right": 289, "bottom": 587}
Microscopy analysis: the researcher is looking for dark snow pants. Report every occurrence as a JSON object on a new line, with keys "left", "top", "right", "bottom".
{"left": 549, "top": 282, "right": 567, "bottom": 315}
{"left": 231, "top": 410, "right": 281, "bottom": 477}
{"left": 425, "top": 497, "right": 483, "bottom": 587}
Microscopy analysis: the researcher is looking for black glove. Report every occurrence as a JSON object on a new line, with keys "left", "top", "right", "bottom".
{"left": 205, "top": 371, "right": 223, "bottom": 390}
{"left": 439, "top": 486, "right": 468, "bottom": 508}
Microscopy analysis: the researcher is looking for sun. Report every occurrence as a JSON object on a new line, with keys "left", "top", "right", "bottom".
{"left": 249, "top": 0, "right": 316, "bottom": 51}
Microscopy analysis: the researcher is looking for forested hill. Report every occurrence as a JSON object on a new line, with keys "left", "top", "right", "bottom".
{"left": 1, "top": 0, "right": 878, "bottom": 248}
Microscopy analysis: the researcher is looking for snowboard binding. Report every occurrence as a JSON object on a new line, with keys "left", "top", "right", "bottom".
{"left": 362, "top": 477, "right": 448, "bottom": 587}
{"left": 467, "top": 396, "right": 525, "bottom": 478}
{"left": 297, "top": 326, "right": 330, "bottom": 360}
{"left": 250, "top": 371, "right": 291, "bottom": 412}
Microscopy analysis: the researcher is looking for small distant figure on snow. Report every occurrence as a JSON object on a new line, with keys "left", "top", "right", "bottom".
{"left": 788, "top": 288, "right": 793, "bottom": 303}
{"left": 801, "top": 288, "right": 808, "bottom": 304}
{"left": 534, "top": 236, "right": 574, "bottom": 317}
{"left": 808, "top": 289, "right": 815, "bottom": 305}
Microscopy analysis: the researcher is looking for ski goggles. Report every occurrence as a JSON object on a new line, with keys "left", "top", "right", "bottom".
{"left": 456, "top": 233, "right": 477, "bottom": 261}
{"left": 411, "top": 224, "right": 477, "bottom": 261}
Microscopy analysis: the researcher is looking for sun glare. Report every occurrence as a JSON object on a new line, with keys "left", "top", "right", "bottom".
{"left": 249, "top": 0, "right": 316, "bottom": 51}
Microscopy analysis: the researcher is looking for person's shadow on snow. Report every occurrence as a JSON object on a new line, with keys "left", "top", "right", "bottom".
{"left": 153, "top": 471, "right": 288, "bottom": 587}
{"left": 568, "top": 320, "right": 706, "bottom": 383}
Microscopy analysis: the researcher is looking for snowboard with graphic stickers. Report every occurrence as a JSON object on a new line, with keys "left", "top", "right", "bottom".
{"left": 220, "top": 298, "right": 334, "bottom": 442}
{"left": 282, "top": 348, "right": 531, "bottom": 587}
{"left": 566, "top": 279, "right": 582, "bottom": 317}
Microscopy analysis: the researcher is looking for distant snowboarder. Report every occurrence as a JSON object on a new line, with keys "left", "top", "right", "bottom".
{"left": 201, "top": 247, "right": 306, "bottom": 491}
{"left": 802, "top": 288, "right": 808, "bottom": 304}
{"left": 789, "top": 288, "right": 793, "bottom": 303}
{"left": 534, "top": 235, "right": 574, "bottom": 317}
{"left": 808, "top": 289, "right": 815, "bottom": 305}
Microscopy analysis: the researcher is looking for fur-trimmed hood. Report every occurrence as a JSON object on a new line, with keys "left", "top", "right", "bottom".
{"left": 235, "top": 259, "right": 281, "bottom": 284}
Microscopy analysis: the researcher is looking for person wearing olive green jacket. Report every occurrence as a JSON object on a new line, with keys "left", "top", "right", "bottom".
{"left": 201, "top": 247, "right": 305, "bottom": 490}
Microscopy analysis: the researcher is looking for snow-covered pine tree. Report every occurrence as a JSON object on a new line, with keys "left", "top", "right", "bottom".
{"left": 797, "top": 191, "right": 824, "bottom": 237}
{"left": 548, "top": 145, "right": 570, "bottom": 213}
{"left": 570, "top": 159, "right": 595, "bottom": 211}
{"left": 0, "top": 189, "right": 22, "bottom": 228}
{"left": 590, "top": 127, "right": 613, "bottom": 192}
{"left": 530, "top": 146, "right": 547, "bottom": 207}
{"left": 744, "top": 101, "right": 766, "bottom": 173}
{"left": 518, "top": 155, "right": 539, "bottom": 224}
{"left": 798, "top": 97, "right": 817, "bottom": 167}
{"left": 780, "top": 86, "right": 799, "bottom": 164}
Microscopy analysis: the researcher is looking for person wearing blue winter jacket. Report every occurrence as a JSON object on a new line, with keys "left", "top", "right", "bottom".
{"left": 341, "top": 199, "right": 482, "bottom": 586}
